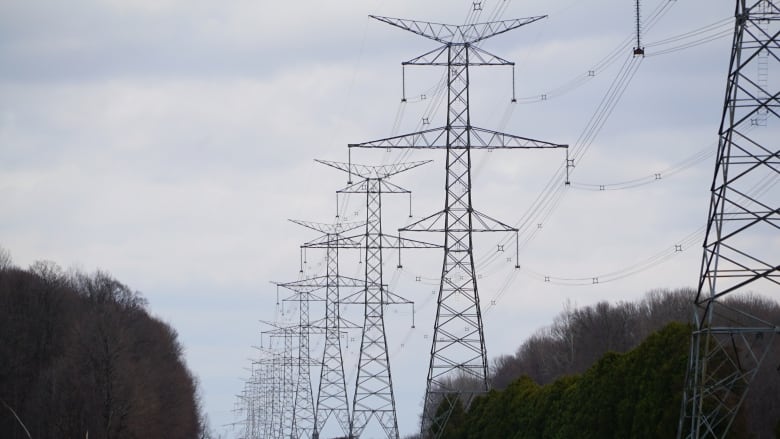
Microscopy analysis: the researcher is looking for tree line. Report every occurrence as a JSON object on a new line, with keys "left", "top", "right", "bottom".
{"left": 0, "top": 251, "right": 207, "bottom": 438}
{"left": 419, "top": 288, "right": 780, "bottom": 438}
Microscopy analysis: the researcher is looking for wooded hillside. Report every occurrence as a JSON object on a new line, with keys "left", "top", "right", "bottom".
{"left": 428, "top": 289, "right": 780, "bottom": 439}
{"left": 442, "top": 322, "right": 690, "bottom": 439}
{"left": 0, "top": 259, "right": 204, "bottom": 438}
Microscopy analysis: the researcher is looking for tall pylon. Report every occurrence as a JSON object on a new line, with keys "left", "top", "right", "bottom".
{"left": 260, "top": 326, "right": 296, "bottom": 439}
{"left": 285, "top": 219, "right": 365, "bottom": 439}
{"left": 275, "top": 277, "right": 326, "bottom": 439}
{"left": 255, "top": 354, "right": 274, "bottom": 438}
{"left": 678, "top": 2, "right": 780, "bottom": 438}
{"left": 311, "top": 159, "right": 438, "bottom": 439}
{"left": 236, "top": 364, "right": 260, "bottom": 439}
{"left": 248, "top": 348, "right": 275, "bottom": 438}
{"left": 349, "top": 15, "right": 568, "bottom": 437}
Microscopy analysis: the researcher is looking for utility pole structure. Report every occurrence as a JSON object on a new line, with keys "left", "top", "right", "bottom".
{"left": 236, "top": 368, "right": 259, "bottom": 439}
{"left": 242, "top": 344, "right": 285, "bottom": 438}
{"left": 311, "top": 159, "right": 438, "bottom": 439}
{"left": 261, "top": 324, "right": 297, "bottom": 439}
{"left": 275, "top": 278, "right": 326, "bottom": 439}
{"left": 284, "top": 219, "right": 365, "bottom": 439}
{"left": 249, "top": 349, "right": 278, "bottom": 439}
{"left": 349, "top": 16, "right": 568, "bottom": 437}
{"left": 678, "top": 2, "right": 779, "bottom": 438}
{"left": 254, "top": 353, "right": 274, "bottom": 439}
{"left": 244, "top": 351, "right": 273, "bottom": 439}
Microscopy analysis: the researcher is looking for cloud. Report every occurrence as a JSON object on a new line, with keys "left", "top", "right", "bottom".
{"left": 1, "top": 0, "right": 772, "bottom": 437}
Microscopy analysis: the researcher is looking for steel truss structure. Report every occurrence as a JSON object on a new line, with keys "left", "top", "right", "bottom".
{"left": 240, "top": 304, "right": 310, "bottom": 439}
{"left": 245, "top": 349, "right": 276, "bottom": 439}
{"left": 350, "top": 15, "right": 567, "bottom": 438}
{"left": 259, "top": 327, "right": 296, "bottom": 439}
{"left": 275, "top": 278, "right": 324, "bottom": 439}
{"left": 311, "top": 159, "right": 438, "bottom": 439}
{"left": 285, "top": 219, "right": 365, "bottom": 439}
{"left": 235, "top": 363, "right": 262, "bottom": 439}
{"left": 678, "top": 1, "right": 780, "bottom": 438}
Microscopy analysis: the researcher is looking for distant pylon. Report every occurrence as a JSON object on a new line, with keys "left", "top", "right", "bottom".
{"left": 678, "top": 2, "right": 780, "bottom": 438}
{"left": 285, "top": 219, "right": 365, "bottom": 439}
{"left": 275, "top": 277, "right": 326, "bottom": 439}
{"left": 255, "top": 353, "right": 274, "bottom": 438}
{"left": 236, "top": 365, "right": 260, "bottom": 439}
{"left": 261, "top": 323, "right": 297, "bottom": 438}
{"left": 312, "top": 159, "right": 438, "bottom": 439}
{"left": 349, "top": 15, "right": 568, "bottom": 437}
{"left": 248, "top": 348, "right": 275, "bottom": 438}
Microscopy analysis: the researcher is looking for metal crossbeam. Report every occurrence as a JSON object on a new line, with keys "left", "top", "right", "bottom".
{"left": 369, "top": 15, "right": 545, "bottom": 44}
{"left": 349, "top": 126, "right": 565, "bottom": 150}
{"left": 316, "top": 158, "right": 431, "bottom": 180}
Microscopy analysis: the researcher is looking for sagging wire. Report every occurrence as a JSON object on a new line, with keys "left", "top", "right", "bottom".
{"left": 476, "top": 53, "right": 645, "bottom": 270}
{"left": 522, "top": 226, "right": 704, "bottom": 286}
{"left": 645, "top": 17, "right": 733, "bottom": 57}
{"left": 512, "top": 0, "right": 679, "bottom": 104}
{"left": 472, "top": 54, "right": 646, "bottom": 297}
{"left": 570, "top": 145, "right": 715, "bottom": 191}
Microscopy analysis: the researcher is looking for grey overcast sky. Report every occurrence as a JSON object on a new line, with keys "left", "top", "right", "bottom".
{"left": 2, "top": 0, "right": 774, "bottom": 437}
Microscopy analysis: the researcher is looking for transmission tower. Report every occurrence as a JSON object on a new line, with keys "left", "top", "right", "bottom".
{"left": 349, "top": 15, "right": 568, "bottom": 437}
{"left": 256, "top": 348, "right": 282, "bottom": 439}
{"left": 253, "top": 354, "right": 274, "bottom": 439}
{"left": 261, "top": 323, "right": 297, "bottom": 438}
{"left": 678, "top": 2, "right": 780, "bottom": 438}
{"left": 285, "top": 219, "right": 365, "bottom": 439}
{"left": 275, "top": 277, "right": 327, "bottom": 439}
{"left": 235, "top": 367, "right": 260, "bottom": 439}
{"left": 243, "top": 346, "right": 281, "bottom": 439}
{"left": 245, "top": 350, "right": 274, "bottom": 439}
{"left": 310, "top": 159, "right": 438, "bottom": 439}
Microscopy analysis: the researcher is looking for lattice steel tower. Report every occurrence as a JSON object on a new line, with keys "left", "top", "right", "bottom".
{"left": 275, "top": 275, "right": 325, "bottom": 439}
{"left": 285, "top": 219, "right": 365, "bottom": 439}
{"left": 349, "top": 16, "right": 567, "bottom": 437}
{"left": 260, "top": 326, "right": 296, "bottom": 439}
{"left": 246, "top": 348, "right": 275, "bottom": 438}
{"left": 678, "top": 1, "right": 779, "bottom": 438}
{"left": 313, "top": 159, "right": 436, "bottom": 439}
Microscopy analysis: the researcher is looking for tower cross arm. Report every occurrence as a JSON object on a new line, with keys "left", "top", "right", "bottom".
{"left": 273, "top": 279, "right": 324, "bottom": 295}
{"left": 338, "top": 179, "right": 412, "bottom": 195}
{"left": 401, "top": 209, "right": 519, "bottom": 233}
{"left": 273, "top": 275, "right": 364, "bottom": 290}
{"left": 348, "top": 127, "right": 448, "bottom": 149}
{"left": 381, "top": 234, "right": 441, "bottom": 249}
{"left": 259, "top": 320, "right": 296, "bottom": 333}
{"left": 315, "top": 158, "right": 432, "bottom": 179}
{"left": 470, "top": 127, "right": 568, "bottom": 149}
{"left": 349, "top": 126, "right": 568, "bottom": 150}
{"left": 289, "top": 218, "right": 365, "bottom": 235}
{"left": 405, "top": 45, "right": 514, "bottom": 66}
{"left": 301, "top": 233, "right": 364, "bottom": 249}
{"left": 370, "top": 15, "right": 547, "bottom": 44}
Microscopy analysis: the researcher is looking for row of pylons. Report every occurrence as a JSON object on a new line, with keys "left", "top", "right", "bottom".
{"left": 235, "top": 2, "right": 779, "bottom": 439}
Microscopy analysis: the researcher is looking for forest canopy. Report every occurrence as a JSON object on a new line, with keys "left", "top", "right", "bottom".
{"left": 0, "top": 258, "right": 206, "bottom": 439}
{"left": 429, "top": 289, "right": 780, "bottom": 439}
